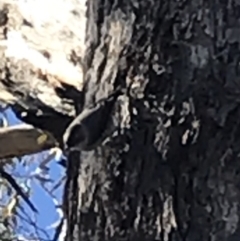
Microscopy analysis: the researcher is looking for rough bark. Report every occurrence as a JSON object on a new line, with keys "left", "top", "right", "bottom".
{"left": 64, "top": 1, "right": 240, "bottom": 241}
{"left": 0, "top": 0, "right": 85, "bottom": 111}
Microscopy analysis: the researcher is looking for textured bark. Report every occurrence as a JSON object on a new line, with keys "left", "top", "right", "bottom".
{"left": 0, "top": 0, "right": 85, "bottom": 114}
{"left": 64, "top": 1, "right": 240, "bottom": 241}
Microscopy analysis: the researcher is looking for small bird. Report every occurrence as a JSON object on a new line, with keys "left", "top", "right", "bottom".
{"left": 63, "top": 88, "right": 123, "bottom": 152}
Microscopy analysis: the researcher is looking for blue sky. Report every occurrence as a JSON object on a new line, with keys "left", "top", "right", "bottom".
{"left": 2, "top": 107, "right": 64, "bottom": 240}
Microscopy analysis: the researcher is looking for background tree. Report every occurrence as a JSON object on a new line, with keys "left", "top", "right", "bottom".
{"left": 1, "top": 0, "right": 240, "bottom": 241}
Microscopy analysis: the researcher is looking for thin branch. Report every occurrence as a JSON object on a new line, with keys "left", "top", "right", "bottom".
{"left": 0, "top": 124, "right": 58, "bottom": 159}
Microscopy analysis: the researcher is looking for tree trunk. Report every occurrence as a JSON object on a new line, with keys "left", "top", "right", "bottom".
{"left": 64, "top": 0, "right": 240, "bottom": 241}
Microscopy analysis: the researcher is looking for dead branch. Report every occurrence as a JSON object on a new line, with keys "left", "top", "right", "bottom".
{"left": 0, "top": 124, "right": 57, "bottom": 159}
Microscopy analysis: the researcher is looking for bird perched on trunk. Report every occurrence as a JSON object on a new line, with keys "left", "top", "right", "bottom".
{"left": 63, "top": 87, "right": 124, "bottom": 152}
